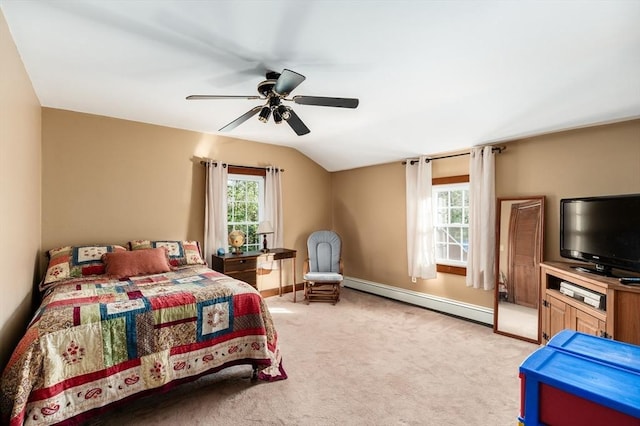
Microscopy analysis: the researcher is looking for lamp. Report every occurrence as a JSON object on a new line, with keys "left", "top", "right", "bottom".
{"left": 257, "top": 221, "right": 274, "bottom": 252}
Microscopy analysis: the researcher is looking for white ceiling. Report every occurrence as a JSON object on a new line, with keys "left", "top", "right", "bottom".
{"left": 2, "top": 1, "right": 639, "bottom": 171}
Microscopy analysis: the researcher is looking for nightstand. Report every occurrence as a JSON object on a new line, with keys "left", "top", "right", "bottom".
{"left": 211, "top": 251, "right": 259, "bottom": 288}
{"left": 211, "top": 248, "right": 296, "bottom": 294}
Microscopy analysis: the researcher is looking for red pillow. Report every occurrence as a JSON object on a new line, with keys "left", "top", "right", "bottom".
{"left": 102, "top": 248, "right": 172, "bottom": 279}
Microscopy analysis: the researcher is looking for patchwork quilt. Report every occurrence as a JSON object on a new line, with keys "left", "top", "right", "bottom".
{"left": 1, "top": 266, "right": 286, "bottom": 425}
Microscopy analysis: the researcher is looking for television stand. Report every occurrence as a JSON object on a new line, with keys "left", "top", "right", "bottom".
{"left": 541, "top": 262, "right": 640, "bottom": 346}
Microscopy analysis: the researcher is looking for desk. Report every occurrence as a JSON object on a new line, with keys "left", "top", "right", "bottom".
{"left": 211, "top": 248, "right": 296, "bottom": 299}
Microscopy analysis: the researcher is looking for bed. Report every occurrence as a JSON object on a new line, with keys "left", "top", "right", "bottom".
{"left": 1, "top": 241, "right": 286, "bottom": 425}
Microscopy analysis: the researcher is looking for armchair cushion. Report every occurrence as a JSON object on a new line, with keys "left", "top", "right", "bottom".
{"left": 307, "top": 230, "right": 341, "bottom": 273}
{"left": 304, "top": 272, "right": 343, "bottom": 282}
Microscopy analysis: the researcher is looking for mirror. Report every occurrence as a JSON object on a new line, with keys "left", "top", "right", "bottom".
{"left": 493, "top": 196, "right": 545, "bottom": 343}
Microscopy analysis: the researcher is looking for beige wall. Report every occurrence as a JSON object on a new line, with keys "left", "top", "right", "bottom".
{"left": 497, "top": 119, "right": 640, "bottom": 262}
{"left": 332, "top": 119, "right": 640, "bottom": 309}
{"left": 41, "top": 108, "right": 332, "bottom": 284}
{"left": 0, "top": 10, "right": 42, "bottom": 369}
{"left": 332, "top": 154, "right": 486, "bottom": 306}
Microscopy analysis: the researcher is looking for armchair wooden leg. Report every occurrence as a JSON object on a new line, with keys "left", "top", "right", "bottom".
{"left": 303, "top": 282, "right": 341, "bottom": 304}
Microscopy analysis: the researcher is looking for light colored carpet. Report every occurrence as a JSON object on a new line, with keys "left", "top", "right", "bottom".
{"left": 88, "top": 288, "right": 538, "bottom": 425}
{"left": 497, "top": 301, "right": 538, "bottom": 340}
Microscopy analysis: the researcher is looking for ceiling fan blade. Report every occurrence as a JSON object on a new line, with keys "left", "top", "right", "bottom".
{"left": 219, "top": 106, "right": 262, "bottom": 132}
{"left": 285, "top": 109, "right": 310, "bottom": 136}
{"left": 292, "top": 95, "right": 359, "bottom": 108}
{"left": 273, "top": 69, "right": 306, "bottom": 97}
{"left": 186, "top": 95, "right": 261, "bottom": 100}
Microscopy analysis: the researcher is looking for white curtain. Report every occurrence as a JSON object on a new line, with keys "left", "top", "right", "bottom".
{"left": 406, "top": 156, "right": 437, "bottom": 280}
{"left": 265, "top": 167, "right": 284, "bottom": 248}
{"left": 204, "top": 161, "right": 228, "bottom": 264}
{"left": 466, "top": 146, "right": 496, "bottom": 290}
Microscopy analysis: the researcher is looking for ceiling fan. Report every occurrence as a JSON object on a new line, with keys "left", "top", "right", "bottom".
{"left": 186, "top": 69, "right": 359, "bottom": 136}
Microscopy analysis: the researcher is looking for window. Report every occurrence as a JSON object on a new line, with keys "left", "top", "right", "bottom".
{"left": 433, "top": 176, "right": 469, "bottom": 273}
{"left": 227, "top": 171, "right": 265, "bottom": 252}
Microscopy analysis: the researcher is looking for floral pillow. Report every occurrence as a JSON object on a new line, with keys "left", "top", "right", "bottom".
{"left": 43, "top": 244, "right": 127, "bottom": 285}
{"left": 128, "top": 240, "right": 205, "bottom": 267}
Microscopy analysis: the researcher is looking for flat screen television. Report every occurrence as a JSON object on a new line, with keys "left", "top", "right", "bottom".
{"left": 560, "top": 193, "right": 640, "bottom": 277}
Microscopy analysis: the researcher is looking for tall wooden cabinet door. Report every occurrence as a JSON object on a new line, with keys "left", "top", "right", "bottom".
{"left": 544, "top": 294, "right": 569, "bottom": 341}
{"left": 574, "top": 309, "right": 606, "bottom": 338}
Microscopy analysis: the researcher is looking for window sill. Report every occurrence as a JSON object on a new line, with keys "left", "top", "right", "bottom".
{"left": 436, "top": 264, "right": 466, "bottom": 276}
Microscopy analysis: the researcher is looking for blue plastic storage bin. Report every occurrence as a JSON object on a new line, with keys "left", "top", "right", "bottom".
{"left": 519, "top": 331, "right": 640, "bottom": 425}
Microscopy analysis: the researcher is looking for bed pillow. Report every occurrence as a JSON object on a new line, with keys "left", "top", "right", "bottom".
{"left": 129, "top": 240, "right": 206, "bottom": 266}
{"left": 102, "top": 248, "right": 172, "bottom": 279}
{"left": 43, "top": 244, "right": 127, "bottom": 285}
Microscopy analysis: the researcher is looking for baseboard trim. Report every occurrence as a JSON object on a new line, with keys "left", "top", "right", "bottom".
{"left": 343, "top": 277, "right": 493, "bottom": 325}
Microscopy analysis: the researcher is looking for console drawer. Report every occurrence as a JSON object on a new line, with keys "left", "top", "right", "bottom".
{"left": 224, "top": 258, "right": 257, "bottom": 272}
{"left": 227, "top": 270, "right": 257, "bottom": 287}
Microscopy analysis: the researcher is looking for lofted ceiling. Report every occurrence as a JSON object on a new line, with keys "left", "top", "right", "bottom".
{"left": 2, "top": 0, "right": 639, "bottom": 172}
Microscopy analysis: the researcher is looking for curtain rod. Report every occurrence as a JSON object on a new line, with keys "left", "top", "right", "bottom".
{"left": 403, "top": 146, "right": 505, "bottom": 165}
{"left": 199, "top": 160, "right": 284, "bottom": 172}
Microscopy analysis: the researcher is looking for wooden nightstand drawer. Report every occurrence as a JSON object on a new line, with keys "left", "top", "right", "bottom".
{"left": 224, "top": 257, "right": 257, "bottom": 272}
{"left": 228, "top": 270, "right": 257, "bottom": 287}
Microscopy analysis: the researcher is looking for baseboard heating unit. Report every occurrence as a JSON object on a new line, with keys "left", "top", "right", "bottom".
{"left": 343, "top": 277, "right": 493, "bottom": 325}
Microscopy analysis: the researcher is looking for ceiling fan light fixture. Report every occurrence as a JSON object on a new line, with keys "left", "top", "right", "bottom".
{"left": 272, "top": 109, "right": 283, "bottom": 124}
{"left": 269, "top": 96, "right": 281, "bottom": 107}
{"left": 277, "top": 105, "right": 291, "bottom": 120}
{"left": 258, "top": 106, "right": 271, "bottom": 123}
